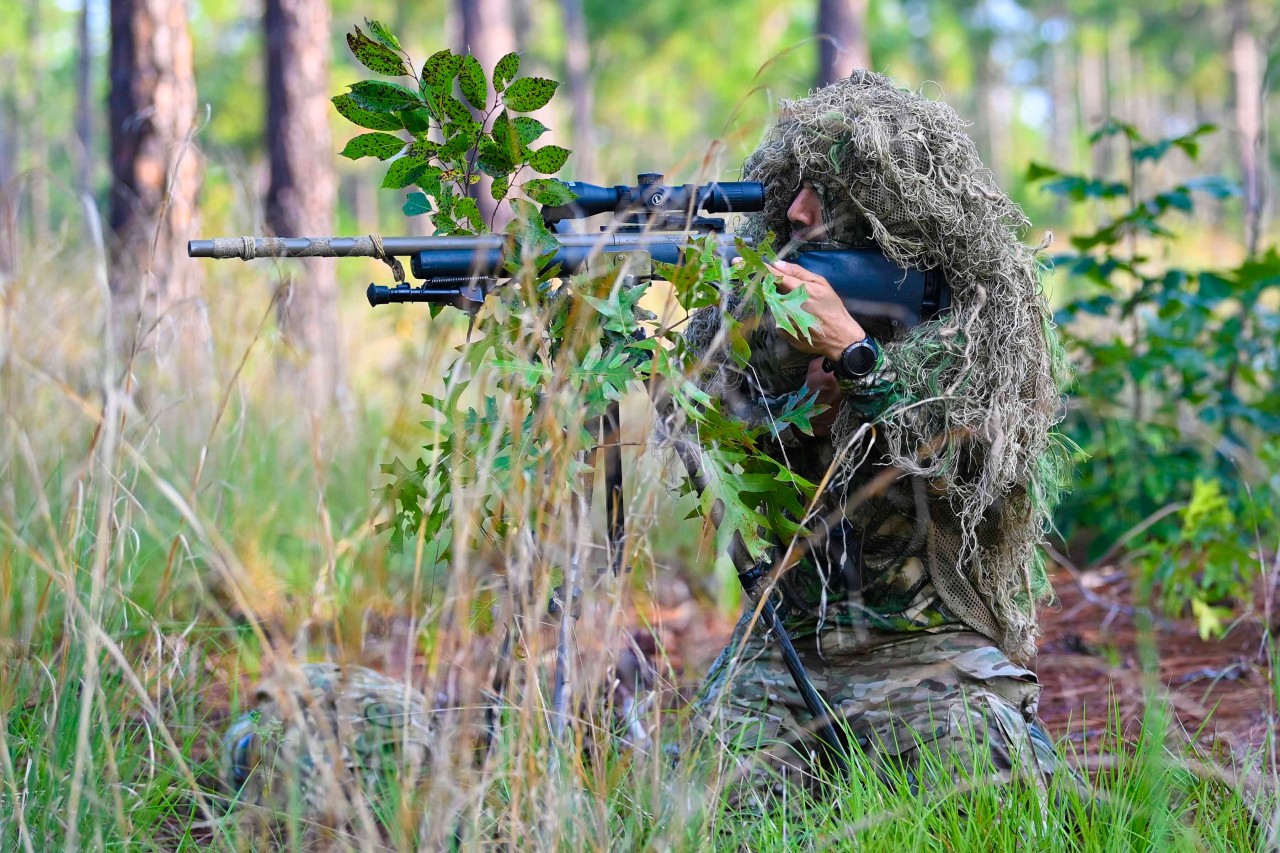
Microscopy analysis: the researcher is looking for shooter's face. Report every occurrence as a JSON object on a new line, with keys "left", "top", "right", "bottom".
{"left": 787, "top": 181, "right": 827, "bottom": 244}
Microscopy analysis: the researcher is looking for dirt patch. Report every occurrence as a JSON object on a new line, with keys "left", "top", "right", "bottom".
{"left": 1034, "top": 565, "right": 1276, "bottom": 759}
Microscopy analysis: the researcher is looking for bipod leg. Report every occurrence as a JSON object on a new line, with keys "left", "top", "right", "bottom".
{"left": 755, "top": 591, "right": 847, "bottom": 773}
{"left": 602, "top": 401, "right": 625, "bottom": 574}
{"left": 668, "top": 435, "right": 847, "bottom": 773}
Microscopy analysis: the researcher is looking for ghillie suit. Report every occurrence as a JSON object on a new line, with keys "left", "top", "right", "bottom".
{"left": 681, "top": 71, "right": 1076, "bottom": 798}
{"left": 220, "top": 644, "right": 659, "bottom": 831}
{"left": 222, "top": 663, "right": 436, "bottom": 833}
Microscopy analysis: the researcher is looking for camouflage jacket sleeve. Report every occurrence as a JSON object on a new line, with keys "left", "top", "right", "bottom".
{"left": 831, "top": 344, "right": 900, "bottom": 425}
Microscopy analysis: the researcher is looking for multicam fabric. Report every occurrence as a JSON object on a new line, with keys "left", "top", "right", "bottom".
{"left": 222, "top": 663, "right": 434, "bottom": 823}
{"left": 694, "top": 627, "right": 1069, "bottom": 800}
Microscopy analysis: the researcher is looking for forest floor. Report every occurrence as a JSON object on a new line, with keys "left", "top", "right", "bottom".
{"left": 1034, "top": 564, "right": 1276, "bottom": 760}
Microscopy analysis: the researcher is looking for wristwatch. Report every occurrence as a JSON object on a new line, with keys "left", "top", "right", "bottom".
{"left": 822, "top": 336, "right": 880, "bottom": 380}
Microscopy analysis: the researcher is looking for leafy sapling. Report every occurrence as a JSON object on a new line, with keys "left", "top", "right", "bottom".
{"left": 334, "top": 19, "right": 576, "bottom": 234}
{"left": 337, "top": 21, "right": 822, "bottom": 590}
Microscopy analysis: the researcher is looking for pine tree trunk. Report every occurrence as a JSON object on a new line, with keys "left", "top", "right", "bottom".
{"left": 511, "top": 0, "right": 533, "bottom": 54}
{"left": 1230, "top": 0, "right": 1266, "bottom": 256}
{"left": 1077, "top": 27, "right": 1110, "bottom": 177}
{"left": 1048, "top": 23, "right": 1074, "bottom": 218}
{"left": 971, "top": 36, "right": 997, "bottom": 176}
{"left": 817, "top": 0, "right": 869, "bottom": 87}
{"left": 458, "top": 0, "right": 516, "bottom": 228}
{"left": 108, "top": 0, "right": 208, "bottom": 381}
{"left": 265, "top": 0, "right": 343, "bottom": 408}
{"left": 560, "top": 0, "right": 595, "bottom": 180}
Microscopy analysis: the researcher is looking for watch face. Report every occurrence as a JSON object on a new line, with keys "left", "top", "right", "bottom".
{"left": 840, "top": 339, "right": 878, "bottom": 377}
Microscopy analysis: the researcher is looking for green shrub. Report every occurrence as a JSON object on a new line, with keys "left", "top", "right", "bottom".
{"left": 1034, "top": 121, "right": 1279, "bottom": 632}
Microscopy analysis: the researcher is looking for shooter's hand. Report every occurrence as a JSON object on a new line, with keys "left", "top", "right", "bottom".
{"left": 764, "top": 259, "right": 866, "bottom": 360}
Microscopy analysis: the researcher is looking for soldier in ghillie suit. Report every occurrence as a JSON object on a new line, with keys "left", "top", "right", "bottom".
{"left": 681, "top": 70, "right": 1076, "bottom": 801}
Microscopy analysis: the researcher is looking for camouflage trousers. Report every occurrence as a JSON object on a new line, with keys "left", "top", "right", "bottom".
{"left": 692, "top": 617, "right": 1071, "bottom": 802}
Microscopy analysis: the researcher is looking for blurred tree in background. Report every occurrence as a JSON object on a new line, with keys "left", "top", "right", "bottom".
{"left": 266, "top": 0, "right": 344, "bottom": 407}
{"left": 108, "top": 0, "right": 210, "bottom": 391}
{"left": 2, "top": 0, "right": 1270, "bottom": 249}
{"left": 818, "top": 0, "right": 870, "bottom": 85}
{"left": 456, "top": 0, "right": 517, "bottom": 226}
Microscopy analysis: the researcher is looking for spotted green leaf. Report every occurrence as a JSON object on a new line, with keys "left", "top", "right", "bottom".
{"left": 441, "top": 122, "right": 480, "bottom": 158}
{"left": 490, "top": 111, "right": 524, "bottom": 163}
{"left": 348, "top": 80, "right": 423, "bottom": 113}
{"left": 493, "top": 53, "right": 520, "bottom": 92}
{"left": 382, "top": 156, "right": 429, "bottom": 189}
{"left": 522, "top": 179, "right": 577, "bottom": 207}
{"left": 476, "top": 140, "right": 514, "bottom": 178}
{"left": 455, "top": 196, "right": 483, "bottom": 231}
{"left": 440, "top": 135, "right": 473, "bottom": 160}
{"left": 491, "top": 175, "right": 511, "bottom": 202}
{"left": 363, "top": 18, "right": 402, "bottom": 52}
{"left": 502, "top": 77, "right": 559, "bottom": 112}
{"left": 458, "top": 55, "right": 488, "bottom": 111}
{"left": 526, "top": 145, "right": 570, "bottom": 175}
{"left": 421, "top": 50, "right": 461, "bottom": 90}
{"left": 399, "top": 108, "right": 432, "bottom": 134}
{"left": 340, "top": 132, "right": 406, "bottom": 161}
{"left": 432, "top": 92, "right": 474, "bottom": 124}
{"left": 347, "top": 27, "right": 409, "bottom": 77}
{"left": 513, "top": 116, "right": 548, "bottom": 145}
{"left": 332, "top": 94, "right": 403, "bottom": 131}
{"left": 415, "top": 166, "right": 443, "bottom": 198}
{"left": 408, "top": 139, "right": 439, "bottom": 159}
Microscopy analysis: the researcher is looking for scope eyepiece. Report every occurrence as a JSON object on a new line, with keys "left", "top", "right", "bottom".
{"left": 698, "top": 182, "right": 764, "bottom": 213}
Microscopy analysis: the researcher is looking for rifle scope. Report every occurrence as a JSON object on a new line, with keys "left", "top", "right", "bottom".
{"left": 540, "top": 174, "right": 764, "bottom": 224}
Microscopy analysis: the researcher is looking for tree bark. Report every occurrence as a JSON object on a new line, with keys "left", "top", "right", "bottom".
{"left": 265, "top": 0, "right": 344, "bottom": 408}
{"left": 1230, "top": 0, "right": 1266, "bottom": 256}
{"left": 559, "top": 0, "right": 595, "bottom": 179}
{"left": 108, "top": 0, "right": 209, "bottom": 381}
{"left": 1077, "top": 26, "right": 1111, "bottom": 177}
{"left": 973, "top": 40, "right": 1001, "bottom": 184}
{"left": 457, "top": 0, "right": 516, "bottom": 228}
{"left": 817, "top": 0, "right": 870, "bottom": 87}
{"left": 1048, "top": 20, "right": 1074, "bottom": 218}
{"left": 510, "top": 0, "right": 533, "bottom": 55}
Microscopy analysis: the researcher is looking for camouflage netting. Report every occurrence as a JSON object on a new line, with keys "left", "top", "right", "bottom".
{"left": 692, "top": 70, "right": 1070, "bottom": 662}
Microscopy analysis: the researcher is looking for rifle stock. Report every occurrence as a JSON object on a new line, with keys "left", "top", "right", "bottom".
{"left": 189, "top": 232, "right": 949, "bottom": 330}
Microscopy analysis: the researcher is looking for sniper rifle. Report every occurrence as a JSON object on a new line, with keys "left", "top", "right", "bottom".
{"left": 188, "top": 173, "right": 953, "bottom": 769}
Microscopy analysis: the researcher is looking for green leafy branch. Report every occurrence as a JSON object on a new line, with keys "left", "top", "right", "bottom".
{"left": 334, "top": 19, "right": 577, "bottom": 235}
{"left": 345, "top": 24, "right": 821, "bottom": 587}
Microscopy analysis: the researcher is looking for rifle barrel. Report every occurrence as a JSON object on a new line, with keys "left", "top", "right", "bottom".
{"left": 188, "top": 233, "right": 731, "bottom": 261}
